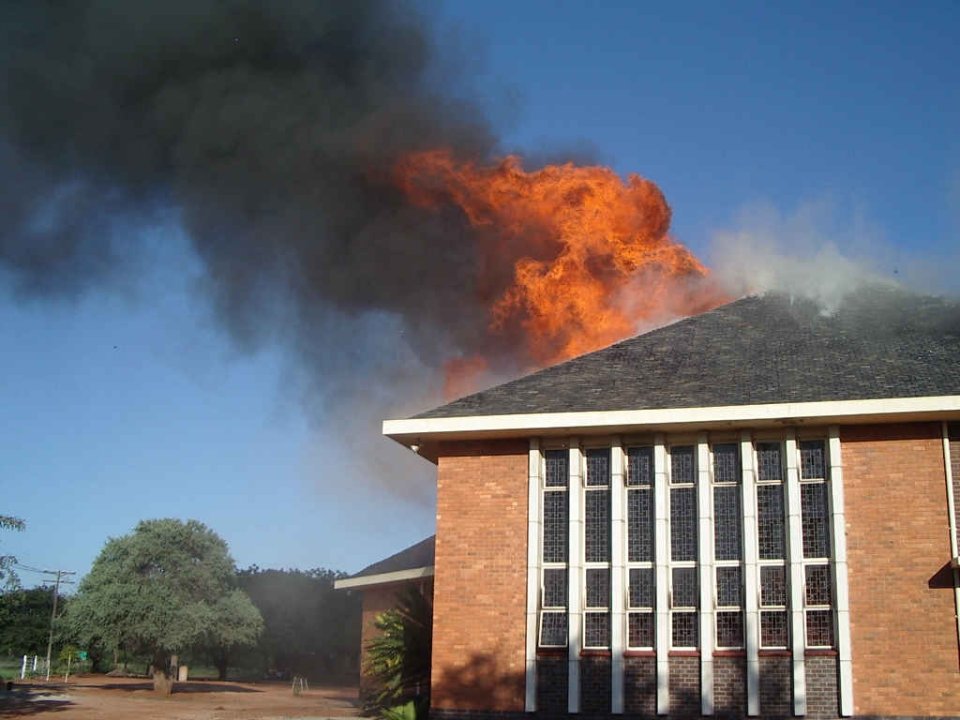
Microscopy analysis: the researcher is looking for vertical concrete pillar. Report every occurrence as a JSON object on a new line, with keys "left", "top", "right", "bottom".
{"left": 525, "top": 439, "right": 541, "bottom": 712}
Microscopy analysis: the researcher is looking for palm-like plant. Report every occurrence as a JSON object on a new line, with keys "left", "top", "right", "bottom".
{"left": 363, "top": 586, "right": 432, "bottom": 718}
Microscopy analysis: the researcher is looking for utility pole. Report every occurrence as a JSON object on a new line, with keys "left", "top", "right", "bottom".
{"left": 41, "top": 569, "right": 75, "bottom": 681}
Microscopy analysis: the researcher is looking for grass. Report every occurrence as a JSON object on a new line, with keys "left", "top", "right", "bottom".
{"left": 0, "top": 656, "right": 21, "bottom": 679}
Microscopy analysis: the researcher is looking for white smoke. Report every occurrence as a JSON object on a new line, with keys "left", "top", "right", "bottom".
{"left": 708, "top": 200, "right": 958, "bottom": 311}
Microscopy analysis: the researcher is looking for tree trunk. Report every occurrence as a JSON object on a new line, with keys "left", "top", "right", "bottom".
{"left": 152, "top": 652, "right": 173, "bottom": 695}
{"left": 215, "top": 653, "right": 228, "bottom": 681}
{"left": 152, "top": 670, "right": 173, "bottom": 695}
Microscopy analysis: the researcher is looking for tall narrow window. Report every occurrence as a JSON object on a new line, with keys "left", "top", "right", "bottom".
{"left": 626, "top": 446, "right": 655, "bottom": 649}
{"left": 669, "top": 445, "right": 698, "bottom": 648}
{"left": 799, "top": 440, "right": 833, "bottom": 648}
{"left": 712, "top": 443, "right": 743, "bottom": 648}
{"left": 756, "top": 441, "right": 788, "bottom": 648}
{"left": 540, "top": 449, "right": 568, "bottom": 647}
{"left": 583, "top": 448, "right": 611, "bottom": 648}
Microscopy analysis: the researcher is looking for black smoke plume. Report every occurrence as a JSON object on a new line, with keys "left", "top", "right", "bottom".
{"left": 0, "top": 0, "right": 504, "bottom": 398}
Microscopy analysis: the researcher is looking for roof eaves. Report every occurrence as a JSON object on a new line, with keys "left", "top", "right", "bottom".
{"left": 334, "top": 565, "right": 434, "bottom": 590}
{"left": 384, "top": 395, "right": 960, "bottom": 446}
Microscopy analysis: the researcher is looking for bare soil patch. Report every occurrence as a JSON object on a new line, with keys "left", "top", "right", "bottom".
{"left": 0, "top": 675, "right": 361, "bottom": 719}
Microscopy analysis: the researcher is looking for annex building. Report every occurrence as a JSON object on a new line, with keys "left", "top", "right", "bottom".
{"left": 383, "top": 289, "right": 960, "bottom": 719}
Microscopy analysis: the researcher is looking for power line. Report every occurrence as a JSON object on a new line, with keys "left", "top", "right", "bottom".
{"left": 11, "top": 563, "right": 76, "bottom": 585}
{"left": 13, "top": 563, "right": 63, "bottom": 575}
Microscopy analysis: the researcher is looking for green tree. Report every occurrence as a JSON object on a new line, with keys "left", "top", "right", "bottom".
{"left": 364, "top": 586, "right": 432, "bottom": 718}
{"left": 0, "top": 585, "right": 57, "bottom": 655}
{"left": 201, "top": 588, "right": 266, "bottom": 680}
{"left": 0, "top": 515, "right": 25, "bottom": 588}
{"left": 63, "top": 519, "right": 263, "bottom": 692}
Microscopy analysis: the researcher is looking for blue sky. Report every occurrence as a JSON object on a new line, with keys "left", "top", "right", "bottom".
{"left": 2, "top": 1, "right": 958, "bottom": 586}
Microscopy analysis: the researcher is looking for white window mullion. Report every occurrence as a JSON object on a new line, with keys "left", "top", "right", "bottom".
{"left": 740, "top": 431, "right": 760, "bottom": 716}
{"left": 610, "top": 440, "right": 625, "bottom": 714}
{"left": 525, "top": 439, "right": 541, "bottom": 712}
{"left": 568, "top": 441, "right": 582, "bottom": 715}
{"left": 697, "top": 435, "right": 714, "bottom": 716}
{"left": 654, "top": 435, "right": 670, "bottom": 715}
{"left": 828, "top": 427, "right": 853, "bottom": 716}
{"left": 784, "top": 431, "right": 806, "bottom": 716}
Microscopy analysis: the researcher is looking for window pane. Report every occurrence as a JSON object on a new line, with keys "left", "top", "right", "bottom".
{"left": 585, "top": 448, "right": 611, "bottom": 487}
{"left": 545, "top": 449, "right": 568, "bottom": 487}
{"left": 584, "top": 613, "right": 610, "bottom": 648}
{"left": 760, "top": 610, "right": 788, "bottom": 647}
{"left": 799, "top": 440, "right": 826, "bottom": 479}
{"left": 757, "top": 443, "right": 783, "bottom": 481}
{"left": 672, "top": 567, "right": 698, "bottom": 608}
{"left": 540, "top": 611, "right": 567, "bottom": 647}
{"left": 716, "top": 611, "right": 743, "bottom": 648}
{"left": 627, "top": 488, "right": 653, "bottom": 562}
{"left": 760, "top": 566, "right": 787, "bottom": 607}
{"left": 628, "top": 567, "right": 654, "bottom": 608}
{"left": 543, "top": 568, "right": 567, "bottom": 608}
{"left": 585, "top": 568, "right": 609, "bottom": 609}
{"left": 670, "top": 487, "right": 697, "bottom": 561}
{"left": 713, "top": 443, "right": 740, "bottom": 483}
{"left": 801, "top": 482, "right": 831, "bottom": 558}
{"left": 543, "top": 492, "right": 568, "bottom": 563}
{"left": 716, "top": 566, "right": 741, "bottom": 607}
{"left": 585, "top": 489, "right": 610, "bottom": 562}
{"left": 628, "top": 612, "right": 654, "bottom": 648}
{"left": 714, "top": 485, "right": 742, "bottom": 561}
{"left": 627, "top": 446, "right": 653, "bottom": 486}
{"left": 672, "top": 613, "right": 698, "bottom": 647}
{"left": 806, "top": 610, "right": 834, "bottom": 647}
{"left": 671, "top": 446, "right": 695, "bottom": 484}
{"left": 805, "top": 564, "right": 831, "bottom": 606}
{"left": 757, "top": 485, "right": 786, "bottom": 560}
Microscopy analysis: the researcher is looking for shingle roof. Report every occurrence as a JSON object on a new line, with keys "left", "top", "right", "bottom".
{"left": 416, "top": 288, "right": 960, "bottom": 419}
{"left": 351, "top": 536, "right": 435, "bottom": 579}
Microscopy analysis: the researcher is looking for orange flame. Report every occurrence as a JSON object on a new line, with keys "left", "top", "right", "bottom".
{"left": 394, "top": 149, "right": 726, "bottom": 395}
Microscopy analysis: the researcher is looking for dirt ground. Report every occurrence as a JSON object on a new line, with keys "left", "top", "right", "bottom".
{"left": 0, "top": 675, "right": 362, "bottom": 719}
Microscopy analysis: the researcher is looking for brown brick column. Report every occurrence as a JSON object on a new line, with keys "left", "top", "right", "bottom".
{"left": 430, "top": 440, "right": 528, "bottom": 712}
{"left": 842, "top": 422, "right": 960, "bottom": 716}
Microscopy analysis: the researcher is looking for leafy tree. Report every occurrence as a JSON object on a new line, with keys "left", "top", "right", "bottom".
{"left": 0, "top": 515, "right": 25, "bottom": 588}
{"left": 200, "top": 588, "right": 266, "bottom": 680}
{"left": 236, "top": 567, "right": 360, "bottom": 680}
{"left": 63, "top": 519, "right": 263, "bottom": 692}
{"left": 0, "top": 585, "right": 57, "bottom": 655}
{"left": 364, "top": 586, "right": 432, "bottom": 718}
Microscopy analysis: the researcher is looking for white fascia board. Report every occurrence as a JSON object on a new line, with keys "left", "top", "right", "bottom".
{"left": 384, "top": 396, "right": 960, "bottom": 443}
{"left": 333, "top": 566, "right": 434, "bottom": 590}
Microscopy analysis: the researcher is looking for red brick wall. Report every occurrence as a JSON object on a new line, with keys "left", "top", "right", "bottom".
{"left": 842, "top": 422, "right": 960, "bottom": 716}
{"left": 430, "top": 439, "right": 528, "bottom": 711}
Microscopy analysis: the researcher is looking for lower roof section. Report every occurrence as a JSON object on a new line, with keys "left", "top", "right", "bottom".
{"left": 334, "top": 565, "right": 433, "bottom": 590}
{"left": 384, "top": 395, "right": 960, "bottom": 463}
{"left": 334, "top": 535, "right": 435, "bottom": 591}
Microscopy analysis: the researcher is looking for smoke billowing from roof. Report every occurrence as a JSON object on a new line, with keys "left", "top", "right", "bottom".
{"left": 709, "top": 201, "right": 960, "bottom": 313}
